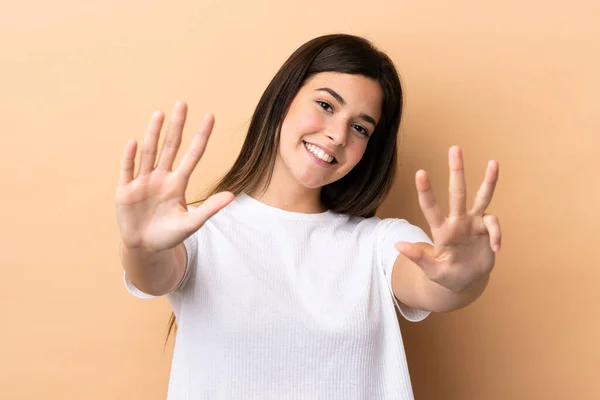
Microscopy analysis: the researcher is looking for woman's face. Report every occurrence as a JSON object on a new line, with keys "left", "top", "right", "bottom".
{"left": 275, "top": 72, "right": 383, "bottom": 190}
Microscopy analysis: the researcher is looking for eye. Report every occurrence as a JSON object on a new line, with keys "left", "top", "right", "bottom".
{"left": 316, "top": 100, "right": 333, "bottom": 113}
{"left": 352, "top": 124, "right": 369, "bottom": 137}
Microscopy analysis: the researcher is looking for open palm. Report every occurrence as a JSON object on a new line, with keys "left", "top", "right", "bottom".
{"left": 395, "top": 146, "right": 501, "bottom": 292}
{"left": 115, "top": 101, "right": 233, "bottom": 253}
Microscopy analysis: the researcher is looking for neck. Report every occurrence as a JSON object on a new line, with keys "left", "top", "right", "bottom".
{"left": 248, "top": 162, "right": 326, "bottom": 214}
{"left": 248, "top": 186, "right": 325, "bottom": 214}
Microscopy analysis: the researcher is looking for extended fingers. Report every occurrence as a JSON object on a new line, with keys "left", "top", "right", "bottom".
{"left": 483, "top": 214, "right": 501, "bottom": 252}
{"left": 471, "top": 160, "right": 499, "bottom": 215}
{"left": 157, "top": 101, "right": 188, "bottom": 171}
{"left": 118, "top": 138, "right": 137, "bottom": 186}
{"left": 138, "top": 111, "right": 165, "bottom": 175}
{"left": 416, "top": 170, "right": 445, "bottom": 229}
{"left": 176, "top": 113, "right": 215, "bottom": 179}
{"left": 185, "top": 191, "right": 235, "bottom": 232}
{"left": 448, "top": 146, "right": 467, "bottom": 217}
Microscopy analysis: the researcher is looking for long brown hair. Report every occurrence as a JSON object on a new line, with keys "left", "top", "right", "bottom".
{"left": 165, "top": 33, "right": 404, "bottom": 346}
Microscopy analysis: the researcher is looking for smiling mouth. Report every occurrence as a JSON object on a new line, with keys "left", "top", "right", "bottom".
{"left": 303, "top": 141, "right": 337, "bottom": 164}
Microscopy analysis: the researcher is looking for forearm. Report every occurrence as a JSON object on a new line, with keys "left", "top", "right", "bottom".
{"left": 120, "top": 242, "right": 187, "bottom": 296}
{"left": 392, "top": 243, "right": 490, "bottom": 313}
{"left": 414, "top": 270, "right": 489, "bottom": 313}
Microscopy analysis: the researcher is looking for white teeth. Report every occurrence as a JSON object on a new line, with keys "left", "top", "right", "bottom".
{"left": 304, "top": 142, "right": 334, "bottom": 163}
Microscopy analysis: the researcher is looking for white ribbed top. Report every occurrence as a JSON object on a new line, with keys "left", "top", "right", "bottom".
{"left": 124, "top": 193, "right": 433, "bottom": 399}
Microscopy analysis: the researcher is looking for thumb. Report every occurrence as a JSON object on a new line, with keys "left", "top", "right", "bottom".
{"left": 394, "top": 241, "right": 438, "bottom": 276}
{"left": 185, "top": 191, "right": 235, "bottom": 231}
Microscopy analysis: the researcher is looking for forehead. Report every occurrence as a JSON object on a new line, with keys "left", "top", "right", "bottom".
{"left": 302, "top": 72, "right": 383, "bottom": 120}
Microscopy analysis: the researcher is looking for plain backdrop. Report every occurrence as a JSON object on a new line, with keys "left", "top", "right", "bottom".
{"left": 1, "top": 0, "right": 598, "bottom": 399}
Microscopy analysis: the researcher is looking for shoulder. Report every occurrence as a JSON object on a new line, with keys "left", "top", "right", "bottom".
{"left": 338, "top": 215, "right": 413, "bottom": 234}
{"left": 329, "top": 213, "right": 432, "bottom": 248}
{"left": 373, "top": 217, "right": 433, "bottom": 246}
{"left": 333, "top": 214, "right": 380, "bottom": 234}
{"left": 330, "top": 214, "right": 419, "bottom": 236}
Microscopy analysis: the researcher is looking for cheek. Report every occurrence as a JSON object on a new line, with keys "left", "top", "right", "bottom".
{"left": 295, "top": 110, "right": 323, "bottom": 135}
{"left": 345, "top": 140, "right": 368, "bottom": 165}
{"left": 328, "top": 140, "right": 368, "bottom": 181}
{"left": 281, "top": 107, "right": 323, "bottom": 142}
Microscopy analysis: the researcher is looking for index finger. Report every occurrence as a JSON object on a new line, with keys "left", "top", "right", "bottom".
{"left": 176, "top": 113, "right": 215, "bottom": 179}
{"left": 156, "top": 101, "right": 188, "bottom": 172}
{"left": 118, "top": 138, "right": 137, "bottom": 186}
{"left": 448, "top": 146, "right": 467, "bottom": 218}
{"left": 416, "top": 169, "right": 446, "bottom": 229}
{"left": 470, "top": 160, "right": 499, "bottom": 215}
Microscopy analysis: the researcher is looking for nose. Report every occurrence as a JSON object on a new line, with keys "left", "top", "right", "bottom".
{"left": 325, "top": 120, "right": 348, "bottom": 147}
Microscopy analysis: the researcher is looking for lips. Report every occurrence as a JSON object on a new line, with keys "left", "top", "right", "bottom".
{"left": 303, "top": 141, "right": 337, "bottom": 164}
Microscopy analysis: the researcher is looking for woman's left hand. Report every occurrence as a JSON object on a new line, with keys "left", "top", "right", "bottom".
{"left": 395, "top": 146, "right": 501, "bottom": 292}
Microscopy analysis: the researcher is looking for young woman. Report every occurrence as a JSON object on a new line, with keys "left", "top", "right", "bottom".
{"left": 116, "top": 34, "right": 501, "bottom": 399}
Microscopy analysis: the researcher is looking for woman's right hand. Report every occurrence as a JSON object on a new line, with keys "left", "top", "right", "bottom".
{"left": 115, "top": 101, "right": 234, "bottom": 254}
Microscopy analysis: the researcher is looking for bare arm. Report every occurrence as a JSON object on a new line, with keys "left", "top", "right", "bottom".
{"left": 391, "top": 242, "right": 489, "bottom": 313}
{"left": 115, "top": 101, "right": 233, "bottom": 298}
{"left": 391, "top": 147, "right": 501, "bottom": 314}
{"left": 120, "top": 242, "right": 187, "bottom": 296}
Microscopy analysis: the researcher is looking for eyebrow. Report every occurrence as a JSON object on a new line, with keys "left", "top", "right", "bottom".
{"left": 316, "top": 87, "right": 378, "bottom": 127}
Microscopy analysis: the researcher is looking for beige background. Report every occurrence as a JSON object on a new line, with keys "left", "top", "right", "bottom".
{"left": 1, "top": 0, "right": 598, "bottom": 399}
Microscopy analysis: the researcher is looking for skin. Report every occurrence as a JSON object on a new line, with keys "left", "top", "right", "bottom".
{"left": 251, "top": 71, "right": 502, "bottom": 311}
{"left": 116, "top": 72, "right": 502, "bottom": 308}
{"left": 391, "top": 147, "right": 501, "bottom": 312}
{"left": 250, "top": 72, "right": 382, "bottom": 213}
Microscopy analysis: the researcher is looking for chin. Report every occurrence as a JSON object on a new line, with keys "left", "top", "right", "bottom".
{"left": 291, "top": 168, "right": 329, "bottom": 189}
{"left": 296, "top": 176, "right": 329, "bottom": 190}
{"left": 294, "top": 168, "right": 349, "bottom": 190}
